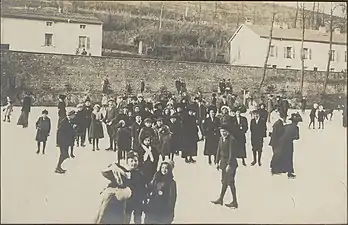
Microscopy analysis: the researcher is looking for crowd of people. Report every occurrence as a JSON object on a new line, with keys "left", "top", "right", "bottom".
{"left": 1, "top": 78, "right": 347, "bottom": 224}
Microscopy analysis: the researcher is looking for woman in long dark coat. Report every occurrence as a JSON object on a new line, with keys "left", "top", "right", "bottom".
{"left": 144, "top": 160, "right": 177, "bottom": 224}
{"left": 270, "top": 113, "right": 302, "bottom": 179}
{"left": 168, "top": 114, "right": 182, "bottom": 161}
{"left": 89, "top": 105, "right": 104, "bottom": 151}
{"left": 35, "top": 109, "right": 51, "bottom": 154}
{"left": 232, "top": 107, "right": 248, "bottom": 166}
{"left": 203, "top": 106, "right": 221, "bottom": 165}
{"left": 17, "top": 92, "right": 32, "bottom": 128}
{"left": 182, "top": 107, "right": 199, "bottom": 163}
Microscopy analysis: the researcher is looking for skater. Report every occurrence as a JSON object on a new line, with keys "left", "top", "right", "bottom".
{"left": 181, "top": 106, "right": 199, "bottom": 163}
{"left": 300, "top": 96, "right": 307, "bottom": 114}
{"left": 317, "top": 105, "right": 326, "bottom": 129}
{"left": 74, "top": 104, "right": 86, "bottom": 147}
{"left": 211, "top": 124, "right": 239, "bottom": 209}
{"left": 175, "top": 79, "right": 181, "bottom": 95}
{"left": 116, "top": 120, "right": 132, "bottom": 163}
{"left": 57, "top": 94, "right": 67, "bottom": 123}
{"left": 82, "top": 97, "right": 93, "bottom": 145}
{"left": 17, "top": 92, "right": 32, "bottom": 128}
{"left": 154, "top": 117, "right": 172, "bottom": 161}
{"left": 95, "top": 151, "right": 146, "bottom": 224}
{"left": 250, "top": 110, "right": 267, "bottom": 166}
{"left": 131, "top": 113, "right": 144, "bottom": 154}
{"left": 308, "top": 103, "right": 318, "bottom": 129}
{"left": 270, "top": 113, "right": 302, "bottom": 179}
{"left": 269, "top": 110, "right": 286, "bottom": 154}
{"left": 55, "top": 110, "right": 77, "bottom": 174}
{"left": 140, "top": 136, "right": 159, "bottom": 185}
{"left": 89, "top": 104, "right": 104, "bottom": 151}
{"left": 2, "top": 96, "right": 13, "bottom": 122}
{"left": 232, "top": 107, "right": 248, "bottom": 166}
{"left": 203, "top": 106, "right": 221, "bottom": 165}
{"left": 168, "top": 114, "right": 182, "bottom": 161}
{"left": 140, "top": 79, "right": 145, "bottom": 94}
{"left": 104, "top": 98, "right": 118, "bottom": 151}
{"left": 35, "top": 109, "right": 51, "bottom": 154}
{"left": 144, "top": 160, "right": 177, "bottom": 224}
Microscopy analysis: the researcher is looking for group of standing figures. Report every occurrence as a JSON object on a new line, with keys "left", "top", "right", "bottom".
{"left": 2, "top": 85, "right": 346, "bottom": 224}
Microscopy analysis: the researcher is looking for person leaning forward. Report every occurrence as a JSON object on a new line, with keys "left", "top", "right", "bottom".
{"left": 211, "top": 124, "right": 239, "bottom": 209}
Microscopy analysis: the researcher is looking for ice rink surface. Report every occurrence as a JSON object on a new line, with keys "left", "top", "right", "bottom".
{"left": 1, "top": 107, "right": 347, "bottom": 223}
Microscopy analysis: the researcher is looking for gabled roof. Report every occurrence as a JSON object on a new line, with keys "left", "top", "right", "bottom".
{"left": 1, "top": 7, "right": 102, "bottom": 25}
{"left": 229, "top": 24, "right": 347, "bottom": 45}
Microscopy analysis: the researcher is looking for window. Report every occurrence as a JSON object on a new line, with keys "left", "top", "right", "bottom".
{"left": 80, "top": 25, "right": 86, "bottom": 29}
{"left": 44, "top": 33, "right": 53, "bottom": 46}
{"left": 46, "top": 21, "right": 53, "bottom": 26}
{"left": 330, "top": 50, "right": 336, "bottom": 61}
{"left": 270, "top": 45, "right": 277, "bottom": 57}
{"left": 79, "top": 36, "right": 87, "bottom": 48}
{"left": 313, "top": 67, "right": 318, "bottom": 71}
{"left": 284, "top": 46, "right": 293, "bottom": 59}
{"left": 303, "top": 48, "right": 312, "bottom": 59}
{"left": 272, "top": 65, "right": 277, "bottom": 69}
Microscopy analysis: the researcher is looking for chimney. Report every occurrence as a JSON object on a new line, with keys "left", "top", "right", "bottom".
{"left": 319, "top": 26, "right": 326, "bottom": 33}
{"left": 334, "top": 28, "right": 341, "bottom": 34}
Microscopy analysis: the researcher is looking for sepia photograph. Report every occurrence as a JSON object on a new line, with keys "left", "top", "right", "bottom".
{"left": 0, "top": 0, "right": 347, "bottom": 224}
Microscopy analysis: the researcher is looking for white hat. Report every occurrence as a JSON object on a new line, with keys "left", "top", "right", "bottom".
{"left": 221, "top": 105, "right": 230, "bottom": 112}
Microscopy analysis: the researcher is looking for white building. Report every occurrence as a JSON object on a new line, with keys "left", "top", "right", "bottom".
{"left": 1, "top": 8, "right": 103, "bottom": 56}
{"left": 228, "top": 23, "right": 347, "bottom": 72}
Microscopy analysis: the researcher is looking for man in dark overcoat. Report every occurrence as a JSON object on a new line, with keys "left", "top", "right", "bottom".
{"left": 203, "top": 106, "right": 221, "bottom": 165}
{"left": 269, "top": 111, "right": 286, "bottom": 154}
{"left": 250, "top": 110, "right": 267, "bottom": 166}
{"left": 211, "top": 124, "right": 239, "bottom": 209}
{"left": 175, "top": 79, "right": 181, "bottom": 95}
{"left": 56, "top": 110, "right": 77, "bottom": 174}
{"left": 81, "top": 97, "right": 93, "bottom": 145}
{"left": 140, "top": 79, "right": 145, "bottom": 94}
{"left": 131, "top": 113, "right": 144, "bottom": 154}
{"left": 103, "top": 99, "right": 118, "bottom": 151}
{"left": 300, "top": 96, "right": 307, "bottom": 113}
{"left": 232, "top": 107, "right": 248, "bottom": 166}
{"left": 266, "top": 94, "right": 273, "bottom": 123}
{"left": 193, "top": 97, "right": 207, "bottom": 140}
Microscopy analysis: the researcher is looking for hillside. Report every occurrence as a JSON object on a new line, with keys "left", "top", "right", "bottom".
{"left": 1, "top": 0, "right": 346, "bottom": 63}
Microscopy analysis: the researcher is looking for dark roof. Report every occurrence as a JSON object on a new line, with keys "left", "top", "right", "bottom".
{"left": 1, "top": 7, "right": 102, "bottom": 25}
{"left": 229, "top": 24, "right": 347, "bottom": 45}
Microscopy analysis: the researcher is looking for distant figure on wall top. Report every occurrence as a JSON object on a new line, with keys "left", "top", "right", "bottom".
{"left": 81, "top": 48, "right": 88, "bottom": 56}
{"left": 102, "top": 76, "right": 111, "bottom": 95}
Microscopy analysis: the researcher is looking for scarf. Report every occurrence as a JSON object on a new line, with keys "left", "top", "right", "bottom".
{"left": 142, "top": 144, "right": 154, "bottom": 162}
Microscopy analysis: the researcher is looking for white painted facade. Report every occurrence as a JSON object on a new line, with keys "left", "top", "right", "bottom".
{"left": 229, "top": 25, "right": 347, "bottom": 72}
{"left": 1, "top": 16, "right": 103, "bottom": 56}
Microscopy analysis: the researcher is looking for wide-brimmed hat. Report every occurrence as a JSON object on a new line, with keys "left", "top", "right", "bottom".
{"left": 42, "top": 109, "right": 48, "bottom": 115}
{"left": 94, "top": 104, "right": 101, "bottom": 109}
{"left": 126, "top": 151, "right": 139, "bottom": 160}
{"left": 144, "top": 118, "right": 153, "bottom": 123}
{"left": 108, "top": 98, "right": 115, "bottom": 103}
{"left": 59, "top": 94, "right": 66, "bottom": 100}
{"left": 85, "top": 97, "right": 91, "bottom": 102}
{"left": 289, "top": 113, "right": 303, "bottom": 122}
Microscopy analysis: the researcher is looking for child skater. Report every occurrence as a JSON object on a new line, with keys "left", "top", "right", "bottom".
{"left": 89, "top": 104, "right": 104, "bottom": 151}
{"left": 2, "top": 96, "right": 13, "bottom": 122}
{"left": 308, "top": 103, "right": 318, "bottom": 129}
{"left": 140, "top": 136, "right": 159, "bottom": 186}
{"left": 35, "top": 109, "right": 51, "bottom": 154}
{"left": 317, "top": 105, "right": 326, "bottom": 129}
{"left": 116, "top": 120, "right": 132, "bottom": 164}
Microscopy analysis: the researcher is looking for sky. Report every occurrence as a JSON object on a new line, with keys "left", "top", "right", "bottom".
{"left": 271, "top": 2, "right": 346, "bottom": 17}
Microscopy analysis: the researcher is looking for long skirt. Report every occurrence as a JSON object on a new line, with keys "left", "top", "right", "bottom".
{"left": 182, "top": 140, "right": 198, "bottom": 158}
{"left": 270, "top": 142, "right": 294, "bottom": 174}
{"left": 95, "top": 191, "right": 129, "bottom": 224}
{"left": 17, "top": 111, "right": 29, "bottom": 127}
{"left": 203, "top": 134, "right": 220, "bottom": 156}
{"left": 235, "top": 140, "right": 247, "bottom": 158}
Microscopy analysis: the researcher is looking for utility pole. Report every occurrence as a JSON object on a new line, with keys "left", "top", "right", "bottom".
{"left": 300, "top": 2, "right": 305, "bottom": 96}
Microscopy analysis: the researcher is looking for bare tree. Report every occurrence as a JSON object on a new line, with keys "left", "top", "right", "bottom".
{"left": 322, "top": 2, "right": 335, "bottom": 94}
{"left": 311, "top": 2, "right": 316, "bottom": 29}
{"left": 258, "top": 3, "right": 276, "bottom": 91}
{"left": 294, "top": 1, "right": 299, "bottom": 28}
{"left": 198, "top": 1, "right": 202, "bottom": 25}
{"left": 300, "top": 3, "right": 306, "bottom": 96}
{"left": 184, "top": 1, "right": 189, "bottom": 21}
{"left": 316, "top": 2, "right": 320, "bottom": 29}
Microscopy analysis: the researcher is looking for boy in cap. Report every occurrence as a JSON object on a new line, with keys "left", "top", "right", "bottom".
{"left": 212, "top": 124, "right": 239, "bottom": 209}
{"left": 82, "top": 97, "right": 93, "bottom": 145}
{"left": 35, "top": 109, "right": 51, "bottom": 154}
